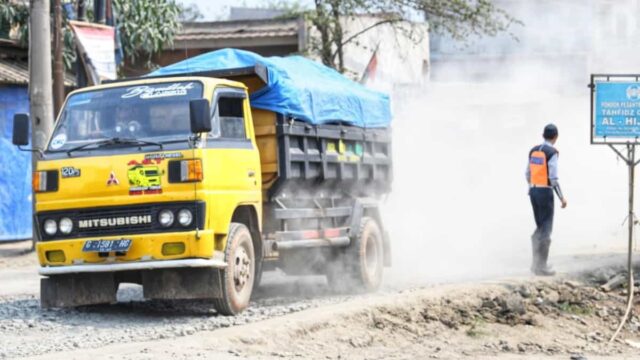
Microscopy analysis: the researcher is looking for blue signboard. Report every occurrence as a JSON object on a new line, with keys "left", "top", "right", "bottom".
{"left": 594, "top": 81, "right": 640, "bottom": 138}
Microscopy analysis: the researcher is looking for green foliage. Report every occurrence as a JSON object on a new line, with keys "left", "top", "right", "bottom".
{"left": 112, "top": 0, "right": 182, "bottom": 63}
{"left": 465, "top": 315, "right": 487, "bottom": 338}
{"left": 62, "top": 23, "right": 76, "bottom": 71}
{"left": 0, "top": 1, "right": 28, "bottom": 45}
{"left": 1, "top": 0, "right": 182, "bottom": 72}
{"left": 557, "top": 302, "right": 592, "bottom": 316}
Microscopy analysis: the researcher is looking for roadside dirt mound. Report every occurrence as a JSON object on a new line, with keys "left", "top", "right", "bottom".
{"left": 219, "top": 276, "right": 640, "bottom": 359}
{"left": 0, "top": 241, "right": 35, "bottom": 268}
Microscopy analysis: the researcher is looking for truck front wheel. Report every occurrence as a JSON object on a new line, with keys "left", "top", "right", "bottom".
{"left": 213, "top": 223, "right": 255, "bottom": 315}
{"left": 327, "top": 217, "right": 384, "bottom": 292}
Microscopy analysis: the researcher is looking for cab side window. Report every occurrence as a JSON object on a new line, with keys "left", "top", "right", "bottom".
{"left": 215, "top": 96, "right": 246, "bottom": 139}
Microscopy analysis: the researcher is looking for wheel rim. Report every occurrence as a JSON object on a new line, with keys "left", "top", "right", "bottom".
{"left": 364, "top": 234, "right": 379, "bottom": 281}
{"left": 233, "top": 245, "right": 252, "bottom": 293}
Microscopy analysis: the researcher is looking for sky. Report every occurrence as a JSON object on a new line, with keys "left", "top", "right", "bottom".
{"left": 178, "top": 0, "right": 312, "bottom": 21}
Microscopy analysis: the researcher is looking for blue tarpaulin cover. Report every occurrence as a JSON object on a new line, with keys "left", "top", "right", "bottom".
{"left": 0, "top": 86, "right": 32, "bottom": 241}
{"left": 149, "top": 48, "right": 391, "bottom": 128}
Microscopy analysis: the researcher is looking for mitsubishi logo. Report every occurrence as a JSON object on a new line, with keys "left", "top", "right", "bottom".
{"left": 107, "top": 171, "right": 120, "bottom": 186}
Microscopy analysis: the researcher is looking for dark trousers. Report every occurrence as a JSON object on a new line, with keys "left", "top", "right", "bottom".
{"left": 529, "top": 187, "right": 554, "bottom": 269}
{"left": 529, "top": 187, "right": 554, "bottom": 242}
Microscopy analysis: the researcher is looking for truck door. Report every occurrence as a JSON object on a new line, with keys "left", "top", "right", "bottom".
{"left": 206, "top": 87, "right": 261, "bottom": 213}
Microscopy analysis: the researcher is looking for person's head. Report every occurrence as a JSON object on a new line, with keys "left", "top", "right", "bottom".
{"left": 543, "top": 123, "right": 558, "bottom": 144}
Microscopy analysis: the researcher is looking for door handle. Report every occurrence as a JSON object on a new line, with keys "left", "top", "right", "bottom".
{"left": 248, "top": 170, "right": 256, "bottom": 178}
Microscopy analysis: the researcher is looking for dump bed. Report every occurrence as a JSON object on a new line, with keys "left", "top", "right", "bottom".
{"left": 253, "top": 109, "right": 392, "bottom": 201}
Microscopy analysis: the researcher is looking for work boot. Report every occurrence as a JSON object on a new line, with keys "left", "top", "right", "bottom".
{"left": 534, "top": 239, "right": 555, "bottom": 276}
{"left": 530, "top": 237, "right": 540, "bottom": 274}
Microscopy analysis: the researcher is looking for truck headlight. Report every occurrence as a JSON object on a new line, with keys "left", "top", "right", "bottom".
{"left": 177, "top": 209, "right": 193, "bottom": 227}
{"left": 158, "top": 210, "right": 174, "bottom": 227}
{"left": 59, "top": 217, "right": 73, "bottom": 234}
{"left": 43, "top": 219, "right": 57, "bottom": 235}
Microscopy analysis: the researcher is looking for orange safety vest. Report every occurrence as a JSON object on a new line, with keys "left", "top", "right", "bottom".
{"left": 529, "top": 144, "right": 558, "bottom": 186}
{"left": 529, "top": 150, "right": 549, "bottom": 186}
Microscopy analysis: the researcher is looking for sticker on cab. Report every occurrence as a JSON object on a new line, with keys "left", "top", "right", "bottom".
{"left": 61, "top": 166, "right": 81, "bottom": 178}
{"left": 50, "top": 134, "right": 67, "bottom": 150}
{"left": 121, "top": 83, "right": 195, "bottom": 100}
{"left": 127, "top": 162, "right": 162, "bottom": 195}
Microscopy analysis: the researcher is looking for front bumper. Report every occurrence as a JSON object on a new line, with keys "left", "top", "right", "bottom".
{"left": 37, "top": 230, "right": 216, "bottom": 268}
{"left": 39, "top": 257, "right": 226, "bottom": 275}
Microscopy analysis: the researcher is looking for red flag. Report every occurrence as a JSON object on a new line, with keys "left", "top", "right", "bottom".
{"left": 361, "top": 45, "right": 379, "bottom": 84}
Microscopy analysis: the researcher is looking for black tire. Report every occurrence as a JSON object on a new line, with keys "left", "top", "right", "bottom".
{"left": 326, "top": 217, "right": 384, "bottom": 292}
{"left": 213, "top": 223, "right": 255, "bottom": 315}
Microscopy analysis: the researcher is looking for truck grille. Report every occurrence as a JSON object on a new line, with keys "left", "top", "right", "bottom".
{"left": 36, "top": 201, "right": 205, "bottom": 241}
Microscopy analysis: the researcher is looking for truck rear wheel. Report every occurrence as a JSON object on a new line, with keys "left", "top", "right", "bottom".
{"left": 213, "top": 223, "right": 255, "bottom": 315}
{"left": 327, "top": 217, "right": 384, "bottom": 292}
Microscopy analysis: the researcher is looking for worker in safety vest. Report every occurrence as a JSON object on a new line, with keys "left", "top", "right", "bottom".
{"left": 525, "top": 124, "right": 567, "bottom": 276}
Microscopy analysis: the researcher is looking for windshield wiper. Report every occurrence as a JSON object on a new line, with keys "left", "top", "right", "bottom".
{"left": 66, "top": 137, "right": 162, "bottom": 156}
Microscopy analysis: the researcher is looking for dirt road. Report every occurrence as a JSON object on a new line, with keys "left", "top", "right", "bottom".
{"left": 1, "top": 241, "right": 640, "bottom": 359}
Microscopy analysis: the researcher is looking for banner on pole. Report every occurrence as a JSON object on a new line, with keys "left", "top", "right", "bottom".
{"left": 591, "top": 74, "right": 640, "bottom": 144}
{"left": 69, "top": 20, "right": 116, "bottom": 84}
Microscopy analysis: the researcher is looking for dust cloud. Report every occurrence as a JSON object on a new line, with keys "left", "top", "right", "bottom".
{"left": 382, "top": 1, "right": 637, "bottom": 285}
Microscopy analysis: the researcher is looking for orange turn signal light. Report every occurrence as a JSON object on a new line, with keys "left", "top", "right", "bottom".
{"left": 32, "top": 171, "right": 47, "bottom": 192}
{"left": 180, "top": 159, "right": 203, "bottom": 182}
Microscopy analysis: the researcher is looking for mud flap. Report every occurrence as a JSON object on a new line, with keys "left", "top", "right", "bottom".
{"left": 40, "top": 273, "right": 117, "bottom": 308}
{"left": 142, "top": 268, "right": 223, "bottom": 300}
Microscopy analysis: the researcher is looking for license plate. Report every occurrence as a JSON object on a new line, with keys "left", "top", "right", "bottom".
{"left": 82, "top": 239, "right": 132, "bottom": 253}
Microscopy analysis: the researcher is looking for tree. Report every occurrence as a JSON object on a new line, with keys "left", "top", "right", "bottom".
{"left": 277, "top": 0, "right": 520, "bottom": 72}
{"left": 0, "top": 0, "right": 182, "bottom": 72}
{"left": 112, "top": 0, "right": 182, "bottom": 64}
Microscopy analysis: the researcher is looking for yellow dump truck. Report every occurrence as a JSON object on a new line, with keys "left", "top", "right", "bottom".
{"left": 12, "top": 50, "right": 392, "bottom": 314}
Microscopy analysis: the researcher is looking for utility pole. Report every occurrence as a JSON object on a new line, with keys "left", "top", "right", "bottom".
{"left": 53, "top": 0, "right": 64, "bottom": 115}
{"left": 29, "top": 0, "right": 54, "bottom": 247}
{"left": 29, "top": 0, "right": 54, "bottom": 155}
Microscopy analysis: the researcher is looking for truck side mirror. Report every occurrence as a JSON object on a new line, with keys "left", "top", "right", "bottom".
{"left": 189, "top": 99, "right": 211, "bottom": 134}
{"left": 12, "top": 113, "right": 30, "bottom": 146}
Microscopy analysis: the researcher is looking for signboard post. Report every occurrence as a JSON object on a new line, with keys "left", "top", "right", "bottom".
{"left": 590, "top": 74, "right": 639, "bottom": 342}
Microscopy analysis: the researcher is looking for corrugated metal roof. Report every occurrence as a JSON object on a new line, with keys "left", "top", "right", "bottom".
{"left": 0, "top": 59, "right": 29, "bottom": 85}
{"left": 175, "top": 18, "right": 299, "bottom": 42}
{"left": 0, "top": 59, "right": 76, "bottom": 87}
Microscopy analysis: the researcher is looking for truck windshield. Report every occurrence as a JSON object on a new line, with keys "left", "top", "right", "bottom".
{"left": 47, "top": 81, "right": 203, "bottom": 151}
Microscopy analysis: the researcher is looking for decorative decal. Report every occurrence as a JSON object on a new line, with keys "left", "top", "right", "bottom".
{"left": 107, "top": 171, "right": 120, "bottom": 186}
{"left": 121, "top": 83, "right": 195, "bottom": 100}
{"left": 61, "top": 166, "right": 81, "bottom": 178}
{"left": 128, "top": 158, "right": 162, "bottom": 166}
{"left": 50, "top": 134, "right": 67, "bottom": 150}
{"left": 127, "top": 164, "right": 162, "bottom": 195}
